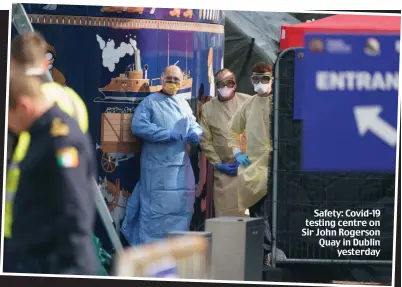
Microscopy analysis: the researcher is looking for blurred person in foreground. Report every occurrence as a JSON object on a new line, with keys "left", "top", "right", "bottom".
{"left": 6, "top": 31, "right": 111, "bottom": 275}
{"left": 7, "top": 31, "right": 88, "bottom": 170}
{"left": 121, "top": 65, "right": 203, "bottom": 245}
{"left": 199, "top": 69, "right": 250, "bottom": 217}
{"left": 10, "top": 31, "right": 88, "bottom": 134}
{"left": 228, "top": 62, "right": 286, "bottom": 265}
{"left": 4, "top": 69, "right": 97, "bottom": 275}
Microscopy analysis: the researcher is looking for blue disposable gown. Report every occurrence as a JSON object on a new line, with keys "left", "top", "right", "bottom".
{"left": 121, "top": 92, "right": 202, "bottom": 245}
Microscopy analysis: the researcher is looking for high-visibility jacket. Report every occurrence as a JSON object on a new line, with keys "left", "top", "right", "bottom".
{"left": 4, "top": 82, "right": 88, "bottom": 239}
{"left": 41, "top": 82, "right": 89, "bottom": 134}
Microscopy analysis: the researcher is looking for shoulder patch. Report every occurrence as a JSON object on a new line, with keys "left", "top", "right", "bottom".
{"left": 50, "top": 118, "right": 70, "bottom": 137}
{"left": 56, "top": 146, "right": 79, "bottom": 168}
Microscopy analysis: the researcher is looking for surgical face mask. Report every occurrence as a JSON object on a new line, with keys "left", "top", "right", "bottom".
{"left": 218, "top": 86, "right": 234, "bottom": 99}
{"left": 253, "top": 83, "right": 271, "bottom": 95}
{"left": 163, "top": 82, "right": 181, "bottom": 95}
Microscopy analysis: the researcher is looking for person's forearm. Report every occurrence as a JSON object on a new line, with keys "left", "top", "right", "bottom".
{"left": 132, "top": 122, "right": 171, "bottom": 143}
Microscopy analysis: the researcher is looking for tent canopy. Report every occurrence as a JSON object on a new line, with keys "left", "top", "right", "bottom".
{"left": 280, "top": 14, "right": 401, "bottom": 50}
{"left": 224, "top": 11, "right": 300, "bottom": 94}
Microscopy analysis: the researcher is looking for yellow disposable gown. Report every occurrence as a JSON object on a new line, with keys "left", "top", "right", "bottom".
{"left": 199, "top": 93, "right": 250, "bottom": 216}
{"left": 228, "top": 94, "right": 273, "bottom": 211}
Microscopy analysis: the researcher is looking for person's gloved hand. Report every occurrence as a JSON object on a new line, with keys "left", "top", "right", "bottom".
{"left": 216, "top": 162, "right": 240, "bottom": 176}
{"left": 170, "top": 132, "right": 184, "bottom": 141}
{"left": 234, "top": 152, "right": 251, "bottom": 167}
{"left": 185, "top": 132, "right": 200, "bottom": 145}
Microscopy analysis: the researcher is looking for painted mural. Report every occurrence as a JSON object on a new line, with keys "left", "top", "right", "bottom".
{"left": 26, "top": 5, "right": 224, "bottom": 25}
{"left": 16, "top": 4, "right": 225, "bottom": 251}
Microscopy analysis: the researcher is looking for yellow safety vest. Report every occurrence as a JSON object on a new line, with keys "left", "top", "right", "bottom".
{"left": 4, "top": 83, "right": 89, "bottom": 239}
{"left": 41, "top": 82, "right": 89, "bottom": 134}
{"left": 4, "top": 132, "right": 31, "bottom": 239}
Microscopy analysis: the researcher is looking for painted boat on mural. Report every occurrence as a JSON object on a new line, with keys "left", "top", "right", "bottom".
{"left": 99, "top": 33, "right": 193, "bottom": 101}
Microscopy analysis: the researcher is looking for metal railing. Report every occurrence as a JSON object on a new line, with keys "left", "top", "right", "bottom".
{"left": 270, "top": 48, "right": 394, "bottom": 266}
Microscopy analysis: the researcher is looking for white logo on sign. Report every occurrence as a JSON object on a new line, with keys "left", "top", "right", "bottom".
{"left": 325, "top": 39, "right": 352, "bottom": 54}
{"left": 364, "top": 38, "right": 381, "bottom": 56}
{"left": 396, "top": 40, "right": 400, "bottom": 53}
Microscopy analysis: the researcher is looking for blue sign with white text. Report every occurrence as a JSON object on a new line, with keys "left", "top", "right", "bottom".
{"left": 302, "top": 33, "right": 400, "bottom": 172}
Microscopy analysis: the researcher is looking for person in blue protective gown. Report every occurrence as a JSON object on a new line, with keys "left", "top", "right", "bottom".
{"left": 121, "top": 65, "right": 203, "bottom": 245}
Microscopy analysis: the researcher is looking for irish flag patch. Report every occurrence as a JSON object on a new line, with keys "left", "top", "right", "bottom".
{"left": 56, "top": 146, "right": 79, "bottom": 168}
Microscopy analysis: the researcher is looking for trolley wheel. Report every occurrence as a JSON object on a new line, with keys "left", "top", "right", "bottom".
{"left": 101, "top": 152, "right": 117, "bottom": 173}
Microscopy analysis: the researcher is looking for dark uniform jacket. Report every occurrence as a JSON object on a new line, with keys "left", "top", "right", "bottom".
{"left": 5, "top": 104, "right": 97, "bottom": 275}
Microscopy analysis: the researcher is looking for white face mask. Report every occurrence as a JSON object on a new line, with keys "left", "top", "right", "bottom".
{"left": 218, "top": 86, "right": 234, "bottom": 98}
{"left": 253, "top": 83, "right": 270, "bottom": 95}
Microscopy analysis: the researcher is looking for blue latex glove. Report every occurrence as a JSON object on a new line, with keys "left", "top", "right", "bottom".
{"left": 234, "top": 152, "right": 251, "bottom": 167}
{"left": 170, "top": 132, "right": 184, "bottom": 141}
{"left": 185, "top": 132, "right": 200, "bottom": 144}
{"left": 216, "top": 162, "right": 240, "bottom": 176}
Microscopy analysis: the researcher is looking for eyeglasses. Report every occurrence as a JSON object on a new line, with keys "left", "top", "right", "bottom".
{"left": 251, "top": 74, "right": 272, "bottom": 84}
{"left": 163, "top": 76, "right": 181, "bottom": 84}
{"left": 216, "top": 79, "right": 236, "bottom": 89}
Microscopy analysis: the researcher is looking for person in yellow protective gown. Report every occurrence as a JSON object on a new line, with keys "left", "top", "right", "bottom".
{"left": 199, "top": 69, "right": 250, "bottom": 217}
{"left": 227, "top": 62, "right": 286, "bottom": 266}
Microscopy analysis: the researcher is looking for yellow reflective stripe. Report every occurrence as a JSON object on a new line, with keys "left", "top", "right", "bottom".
{"left": 11, "top": 131, "right": 31, "bottom": 163}
{"left": 4, "top": 201, "right": 13, "bottom": 238}
{"left": 5, "top": 131, "right": 31, "bottom": 239}
{"left": 6, "top": 168, "right": 20, "bottom": 193}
